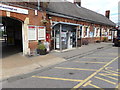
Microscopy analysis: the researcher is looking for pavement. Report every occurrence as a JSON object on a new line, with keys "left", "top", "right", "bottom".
{"left": 1, "top": 54, "right": 66, "bottom": 81}
{"left": 1, "top": 42, "right": 119, "bottom": 89}
{"left": 1, "top": 42, "right": 114, "bottom": 82}
{"left": 50, "top": 42, "right": 113, "bottom": 60}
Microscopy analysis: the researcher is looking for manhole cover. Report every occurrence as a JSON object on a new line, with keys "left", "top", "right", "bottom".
{"left": 97, "top": 47, "right": 104, "bottom": 49}
{"left": 69, "top": 72, "right": 74, "bottom": 75}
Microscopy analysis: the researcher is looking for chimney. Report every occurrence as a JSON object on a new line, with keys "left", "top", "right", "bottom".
{"left": 74, "top": 0, "right": 81, "bottom": 7}
{"left": 105, "top": 10, "right": 110, "bottom": 19}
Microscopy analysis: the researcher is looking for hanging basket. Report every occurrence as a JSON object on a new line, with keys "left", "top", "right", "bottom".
{"left": 41, "top": 20, "right": 48, "bottom": 25}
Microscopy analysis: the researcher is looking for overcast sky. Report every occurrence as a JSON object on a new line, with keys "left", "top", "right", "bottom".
{"left": 67, "top": 0, "right": 119, "bottom": 24}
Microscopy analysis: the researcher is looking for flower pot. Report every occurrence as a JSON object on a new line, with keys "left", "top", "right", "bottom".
{"left": 37, "top": 49, "right": 47, "bottom": 55}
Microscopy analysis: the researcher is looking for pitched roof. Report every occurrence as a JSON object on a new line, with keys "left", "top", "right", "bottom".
{"left": 47, "top": 2, "right": 116, "bottom": 26}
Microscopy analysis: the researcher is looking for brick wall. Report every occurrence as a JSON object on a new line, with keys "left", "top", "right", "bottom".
{"left": 46, "top": 15, "right": 112, "bottom": 49}
{"left": 1, "top": 4, "right": 46, "bottom": 25}
{"left": 1, "top": 4, "right": 47, "bottom": 52}
{"left": 28, "top": 41, "right": 38, "bottom": 51}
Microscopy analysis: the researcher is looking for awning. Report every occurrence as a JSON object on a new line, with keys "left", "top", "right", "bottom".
{"left": 52, "top": 21, "right": 82, "bottom": 28}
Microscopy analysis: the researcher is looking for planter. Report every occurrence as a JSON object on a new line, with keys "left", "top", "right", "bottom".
{"left": 37, "top": 44, "right": 47, "bottom": 55}
{"left": 82, "top": 40, "right": 89, "bottom": 45}
{"left": 37, "top": 49, "right": 47, "bottom": 55}
{"left": 96, "top": 40, "right": 101, "bottom": 43}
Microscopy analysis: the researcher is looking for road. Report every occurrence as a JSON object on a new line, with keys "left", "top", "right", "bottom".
{"left": 2, "top": 46, "right": 120, "bottom": 89}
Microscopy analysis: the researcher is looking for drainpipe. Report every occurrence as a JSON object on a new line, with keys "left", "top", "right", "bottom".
{"left": 76, "top": 26, "right": 78, "bottom": 48}
{"left": 54, "top": 28, "right": 56, "bottom": 50}
{"left": 80, "top": 25, "right": 83, "bottom": 47}
{"left": 38, "top": 0, "right": 40, "bottom": 10}
{"left": 60, "top": 24, "right": 62, "bottom": 52}
{"left": 100, "top": 26, "right": 102, "bottom": 42}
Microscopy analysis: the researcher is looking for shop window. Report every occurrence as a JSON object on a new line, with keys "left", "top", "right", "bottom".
{"left": 77, "top": 26, "right": 82, "bottom": 38}
{"left": 84, "top": 27, "right": 88, "bottom": 37}
{"left": 96, "top": 28, "right": 100, "bottom": 37}
{"left": 93, "top": 27, "right": 96, "bottom": 37}
{"left": 89, "top": 28, "right": 94, "bottom": 38}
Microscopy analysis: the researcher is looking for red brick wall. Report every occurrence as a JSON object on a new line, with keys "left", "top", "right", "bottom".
{"left": 46, "top": 15, "right": 112, "bottom": 49}
{"left": 0, "top": 4, "right": 47, "bottom": 52}
{"left": 46, "top": 15, "right": 112, "bottom": 31}
{"left": 28, "top": 41, "right": 38, "bottom": 51}
{"left": 10, "top": 12, "right": 27, "bottom": 22}
{"left": 0, "top": 4, "right": 46, "bottom": 25}
{"left": 82, "top": 37, "right": 108, "bottom": 44}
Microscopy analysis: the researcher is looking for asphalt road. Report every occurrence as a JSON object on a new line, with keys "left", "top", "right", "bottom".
{"left": 2, "top": 46, "right": 120, "bottom": 89}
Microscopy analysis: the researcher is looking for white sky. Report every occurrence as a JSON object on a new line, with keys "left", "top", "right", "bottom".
{"left": 67, "top": 0, "right": 120, "bottom": 24}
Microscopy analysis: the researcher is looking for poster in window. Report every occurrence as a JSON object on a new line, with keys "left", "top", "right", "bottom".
{"left": 38, "top": 26, "right": 46, "bottom": 40}
{"left": 28, "top": 25, "right": 37, "bottom": 40}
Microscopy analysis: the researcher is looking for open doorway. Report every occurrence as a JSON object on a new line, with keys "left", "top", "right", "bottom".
{"left": 52, "top": 24, "right": 77, "bottom": 50}
{"left": 1, "top": 17, "right": 23, "bottom": 58}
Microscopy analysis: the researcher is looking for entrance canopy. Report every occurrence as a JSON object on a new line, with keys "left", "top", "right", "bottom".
{"left": 52, "top": 21, "right": 82, "bottom": 28}
{"left": 52, "top": 21, "right": 82, "bottom": 52}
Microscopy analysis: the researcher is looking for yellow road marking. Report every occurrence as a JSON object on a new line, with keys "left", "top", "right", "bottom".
{"left": 117, "top": 69, "right": 120, "bottom": 71}
{"left": 83, "top": 80, "right": 101, "bottom": 88}
{"left": 73, "top": 56, "right": 119, "bottom": 88}
{"left": 99, "top": 73, "right": 120, "bottom": 76}
{"left": 74, "top": 61, "right": 108, "bottom": 64}
{"left": 83, "top": 57, "right": 112, "bottom": 58}
{"left": 116, "top": 83, "right": 120, "bottom": 88}
{"left": 32, "top": 76, "right": 83, "bottom": 82}
{"left": 99, "top": 73, "right": 118, "bottom": 80}
{"left": 54, "top": 67, "right": 97, "bottom": 71}
{"left": 94, "top": 76, "right": 116, "bottom": 85}
{"left": 106, "top": 70, "right": 120, "bottom": 74}
{"left": 105, "top": 67, "right": 120, "bottom": 74}
{"left": 102, "top": 70, "right": 120, "bottom": 76}
{"left": 93, "top": 53, "right": 118, "bottom": 55}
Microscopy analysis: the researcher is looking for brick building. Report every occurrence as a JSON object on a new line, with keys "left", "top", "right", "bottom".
{"left": 0, "top": 1, "right": 47, "bottom": 55}
{"left": 0, "top": 1, "right": 116, "bottom": 55}
{"left": 118, "top": 1, "right": 120, "bottom": 26}
{"left": 46, "top": 2, "right": 115, "bottom": 51}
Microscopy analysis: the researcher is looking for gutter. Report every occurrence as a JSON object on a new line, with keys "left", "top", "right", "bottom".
{"left": 47, "top": 10, "right": 116, "bottom": 27}
{"left": 0, "top": 2, "right": 38, "bottom": 10}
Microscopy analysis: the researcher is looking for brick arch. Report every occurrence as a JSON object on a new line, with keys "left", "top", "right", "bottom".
{"left": 1, "top": 10, "right": 27, "bottom": 22}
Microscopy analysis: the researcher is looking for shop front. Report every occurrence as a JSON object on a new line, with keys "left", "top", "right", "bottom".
{"left": 52, "top": 22, "right": 81, "bottom": 52}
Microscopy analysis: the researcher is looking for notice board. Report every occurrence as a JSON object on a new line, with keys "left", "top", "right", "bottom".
{"left": 37, "top": 26, "right": 46, "bottom": 40}
{"left": 28, "top": 25, "right": 37, "bottom": 40}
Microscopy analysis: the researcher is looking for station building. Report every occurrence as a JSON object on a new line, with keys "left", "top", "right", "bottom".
{"left": 0, "top": 1, "right": 116, "bottom": 55}
{"left": 46, "top": 2, "right": 115, "bottom": 51}
{"left": 0, "top": 2, "right": 47, "bottom": 55}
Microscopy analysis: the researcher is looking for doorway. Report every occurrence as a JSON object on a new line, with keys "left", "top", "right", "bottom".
{"left": 53, "top": 24, "right": 77, "bottom": 50}
{"left": 1, "top": 17, "right": 23, "bottom": 58}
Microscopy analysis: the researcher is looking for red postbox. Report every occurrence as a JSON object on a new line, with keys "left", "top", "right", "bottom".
{"left": 46, "top": 33, "right": 51, "bottom": 42}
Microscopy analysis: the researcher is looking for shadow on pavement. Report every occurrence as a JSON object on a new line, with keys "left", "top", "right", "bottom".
{"left": 1, "top": 40, "right": 22, "bottom": 59}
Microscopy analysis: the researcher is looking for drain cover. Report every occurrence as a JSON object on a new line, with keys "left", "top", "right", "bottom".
{"left": 69, "top": 72, "right": 74, "bottom": 75}
{"left": 97, "top": 47, "right": 104, "bottom": 49}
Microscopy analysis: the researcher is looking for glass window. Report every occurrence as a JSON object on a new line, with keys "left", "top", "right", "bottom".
{"left": 84, "top": 27, "right": 88, "bottom": 37}
{"left": 77, "top": 26, "right": 82, "bottom": 38}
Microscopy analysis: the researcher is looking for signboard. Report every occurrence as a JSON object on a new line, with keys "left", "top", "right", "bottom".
{"left": 37, "top": 26, "right": 46, "bottom": 40}
{"left": 28, "top": 26, "right": 46, "bottom": 41}
{"left": 28, "top": 26, "right": 37, "bottom": 40}
{"left": 0, "top": 3, "right": 28, "bottom": 14}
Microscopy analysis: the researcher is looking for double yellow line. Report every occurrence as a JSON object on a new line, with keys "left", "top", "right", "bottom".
{"left": 32, "top": 76, "right": 83, "bottom": 82}
{"left": 73, "top": 56, "right": 119, "bottom": 88}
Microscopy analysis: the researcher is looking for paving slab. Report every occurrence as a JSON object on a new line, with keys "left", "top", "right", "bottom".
{"left": 1, "top": 54, "right": 66, "bottom": 81}
{"left": 1, "top": 42, "right": 114, "bottom": 81}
